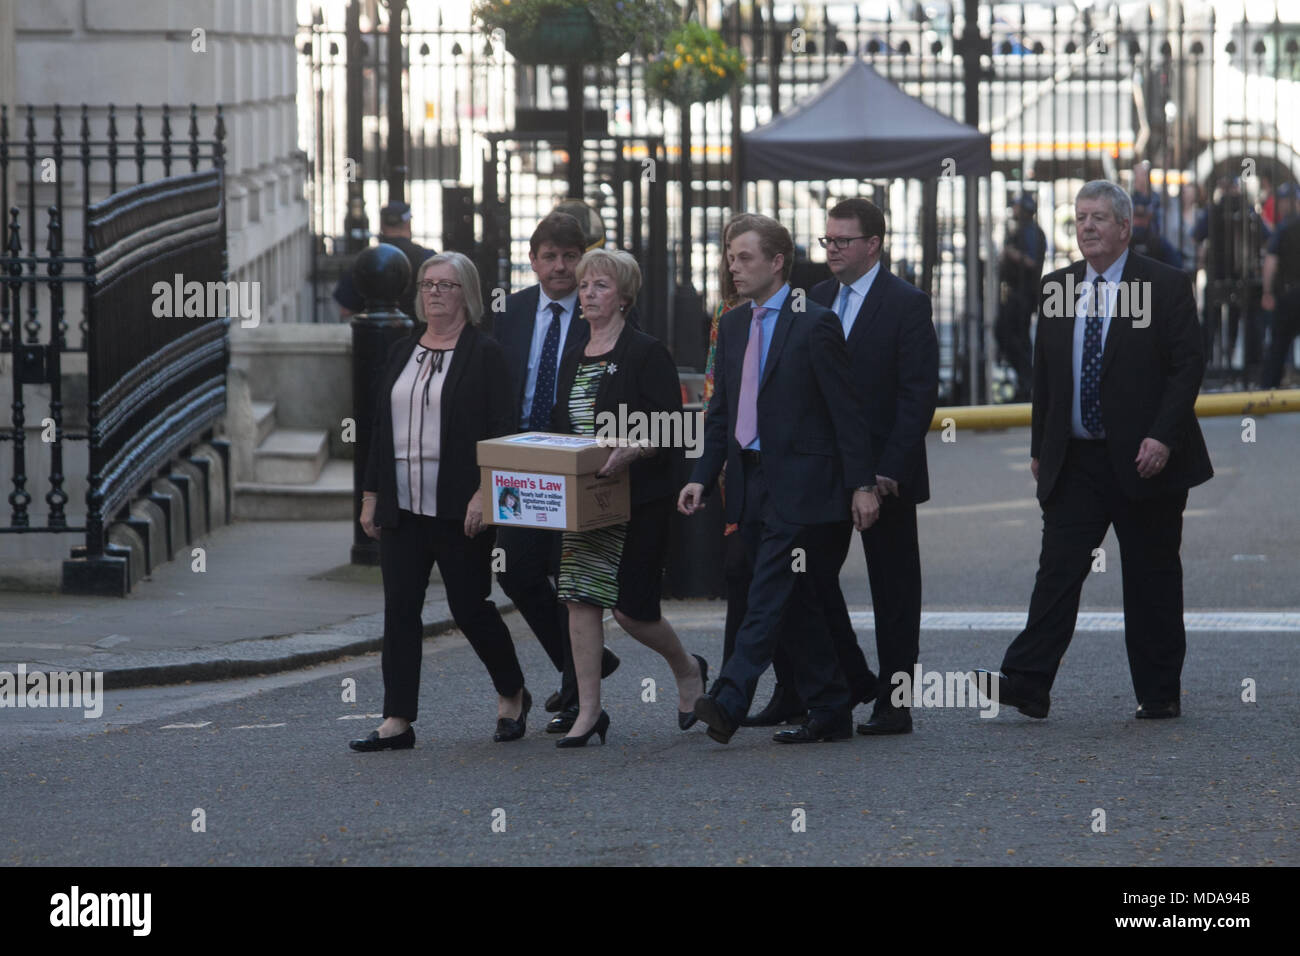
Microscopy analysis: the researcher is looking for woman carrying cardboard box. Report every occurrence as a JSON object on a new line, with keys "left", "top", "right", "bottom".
{"left": 548, "top": 249, "right": 709, "bottom": 747}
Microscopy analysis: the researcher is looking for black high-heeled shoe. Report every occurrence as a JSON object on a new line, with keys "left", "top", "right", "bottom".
{"left": 556, "top": 710, "right": 609, "bottom": 748}
{"left": 679, "top": 654, "right": 709, "bottom": 730}
{"left": 493, "top": 688, "right": 532, "bottom": 742}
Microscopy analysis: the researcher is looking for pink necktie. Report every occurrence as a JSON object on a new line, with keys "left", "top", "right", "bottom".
{"left": 734, "top": 307, "right": 766, "bottom": 448}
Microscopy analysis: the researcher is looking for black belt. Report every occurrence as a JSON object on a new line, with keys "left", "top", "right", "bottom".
{"left": 741, "top": 449, "right": 762, "bottom": 465}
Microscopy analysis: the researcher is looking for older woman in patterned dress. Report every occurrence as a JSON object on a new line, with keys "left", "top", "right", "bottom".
{"left": 547, "top": 249, "right": 708, "bottom": 747}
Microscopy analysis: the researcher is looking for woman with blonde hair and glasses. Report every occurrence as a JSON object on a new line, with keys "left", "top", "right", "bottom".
{"left": 547, "top": 248, "right": 708, "bottom": 746}
{"left": 351, "top": 252, "right": 532, "bottom": 751}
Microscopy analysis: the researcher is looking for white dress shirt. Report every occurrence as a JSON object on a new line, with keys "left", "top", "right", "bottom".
{"left": 833, "top": 260, "right": 881, "bottom": 338}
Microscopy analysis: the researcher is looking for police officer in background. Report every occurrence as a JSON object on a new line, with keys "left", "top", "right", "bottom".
{"left": 1260, "top": 183, "right": 1300, "bottom": 389}
{"left": 333, "top": 201, "right": 436, "bottom": 318}
{"left": 996, "top": 194, "right": 1046, "bottom": 401}
{"left": 1129, "top": 191, "right": 1183, "bottom": 268}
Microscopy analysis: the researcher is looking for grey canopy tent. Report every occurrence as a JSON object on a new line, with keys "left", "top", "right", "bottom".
{"left": 741, "top": 59, "right": 991, "bottom": 181}
{"left": 740, "top": 59, "right": 993, "bottom": 403}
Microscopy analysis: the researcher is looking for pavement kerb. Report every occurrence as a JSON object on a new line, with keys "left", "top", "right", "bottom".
{"left": 30, "top": 602, "right": 515, "bottom": 692}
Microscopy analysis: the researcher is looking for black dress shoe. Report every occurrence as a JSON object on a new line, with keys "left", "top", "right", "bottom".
{"left": 678, "top": 654, "right": 709, "bottom": 730}
{"left": 773, "top": 712, "right": 853, "bottom": 743}
{"left": 972, "top": 669, "right": 1049, "bottom": 719}
{"left": 546, "top": 707, "right": 578, "bottom": 734}
{"left": 739, "top": 684, "right": 808, "bottom": 727}
{"left": 348, "top": 727, "right": 415, "bottom": 752}
{"left": 1136, "top": 699, "right": 1180, "bottom": 719}
{"left": 851, "top": 669, "right": 879, "bottom": 709}
{"left": 493, "top": 688, "right": 532, "bottom": 742}
{"left": 693, "top": 694, "right": 739, "bottom": 744}
{"left": 601, "top": 646, "right": 621, "bottom": 678}
{"left": 856, "top": 707, "right": 913, "bottom": 735}
{"left": 546, "top": 648, "right": 620, "bottom": 714}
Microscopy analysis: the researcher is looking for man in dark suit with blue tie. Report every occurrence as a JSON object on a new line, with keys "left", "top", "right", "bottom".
{"left": 806, "top": 198, "right": 940, "bottom": 735}
{"left": 680, "top": 214, "right": 879, "bottom": 745}
{"left": 975, "top": 180, "right": 1213, "bottom": 720}
{"left": 490, "top": 211, "right": 618, "bottom": 730}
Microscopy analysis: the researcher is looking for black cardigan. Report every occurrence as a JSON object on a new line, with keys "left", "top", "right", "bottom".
{"left": 549, "top": 317, "right": 683, "bottom": 507}
{"left": 364, "top": 323, "right": 515, "bottom": 526}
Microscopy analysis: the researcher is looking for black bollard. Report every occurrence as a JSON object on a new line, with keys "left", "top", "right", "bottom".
{"left": 350, "top": 243, "right": 415, "bottom": 565}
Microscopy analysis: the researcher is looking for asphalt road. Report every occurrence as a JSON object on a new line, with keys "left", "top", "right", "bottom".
{"left": 2, "top": 415, "right": 1296, "bottom": 866}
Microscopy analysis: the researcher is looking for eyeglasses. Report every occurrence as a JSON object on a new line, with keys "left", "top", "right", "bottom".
{"left": 418, "top": 280, "right": 462, "bottom": 294}
{"left": 818, "top": 236, "right": 868, "bottom": 250}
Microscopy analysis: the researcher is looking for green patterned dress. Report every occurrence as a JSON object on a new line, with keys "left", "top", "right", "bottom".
{"left": 556, "top": 354, "right": 628, "bottom": 608}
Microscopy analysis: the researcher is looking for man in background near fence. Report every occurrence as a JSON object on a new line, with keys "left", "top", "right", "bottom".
{"left": 1260, "top": 183, "right": 1300, "bottom": 389}
{"left": 333, "top": 201, "right": 435, "bottom": 318}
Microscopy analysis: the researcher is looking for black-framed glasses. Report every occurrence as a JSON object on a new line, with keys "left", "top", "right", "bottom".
{"left": 418, "top": 279, "right": 462, "bottom": 294}
{"left": 817, "top": 236, "right": 868, "bottom": 250}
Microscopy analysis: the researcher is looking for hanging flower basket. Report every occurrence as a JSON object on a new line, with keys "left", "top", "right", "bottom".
{"left": 646, "top": 21, "right": 746, "bottom": 105}
{"left": 474, "top": 0, "right": 674, "bottom": 66}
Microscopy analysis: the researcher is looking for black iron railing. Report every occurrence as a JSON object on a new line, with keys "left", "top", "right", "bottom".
{"left": 1, "top": 105, "right": 227, "bottom": 590}
{"left": 297, "top": 2, "right": 1300, "bottom": 397}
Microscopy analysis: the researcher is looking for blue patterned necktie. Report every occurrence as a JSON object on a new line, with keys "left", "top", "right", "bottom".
{"left": 528, "top": 301, "right": 565, "bottom": 431}
{"left": 1080, "top": 276, "right": 1105, "bottom": 437}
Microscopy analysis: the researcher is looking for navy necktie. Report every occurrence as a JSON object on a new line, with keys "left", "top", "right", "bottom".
{"left": 1081, "top": 277, "right": 1105, "bottom": 437}
{"left": 529, "top": 301, "right": 564, "bottom": 431}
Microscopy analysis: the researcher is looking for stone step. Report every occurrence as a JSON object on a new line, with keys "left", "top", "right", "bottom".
{"left": 251, "top": 400, "right": 277, "bottom": 446}
{"left": 234, "top": 459, "right": 354, "bottom": 521}
{"left": 254, "top": 428, "right": 329, "bottom": 484}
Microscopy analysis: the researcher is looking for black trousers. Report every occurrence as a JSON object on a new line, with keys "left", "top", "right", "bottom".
{"left": 494, "top": 524, "right": 578, "bottom": 708}
{"left": 381, "top": 510, "right": 524, "bottom": 721}
{"left": 1002, "top": 440, "right": 1188, "bottom": 704}
{"left": 996, "top": 290, "right": 1035, "bottom": 397}
{"left": 1261, "top": 287, "right": 1300, "bottom": 388}
{"left": 711, "top": 458, "right": 850, "bottom": 723}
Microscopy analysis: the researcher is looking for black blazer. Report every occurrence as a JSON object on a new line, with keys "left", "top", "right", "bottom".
{"left": 490, "top": 284, "right": 590, "bottom": 430}
{"left": 550, "top": 315, "right": 683, "bottom": 507}
{"left": 690, "top": 290, "right": 872, "bottom": 525}
{"left": 811, "top": 269, "right": 939, "bottom": 504}
{"left": 1031, "top": 251, "right": 1214, "bottom": 501}
{"left": 364, "top": 323, "right": 516, "bottom": 526}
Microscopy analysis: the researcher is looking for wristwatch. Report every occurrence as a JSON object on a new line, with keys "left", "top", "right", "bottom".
{"left": 855, "top": 484, "right": 877, "bottom": 495}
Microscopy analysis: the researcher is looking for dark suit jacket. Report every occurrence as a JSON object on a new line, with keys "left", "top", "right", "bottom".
{"left": 364, "top": 323, "right": 516, "bottom": 526}
{"left": 691, "top": 290, "right": 872, "bottom": 525}
{"left": 1031, "top": 251, "right": 1213, "bottom": 501}
{"left": 550, "top": 316, "right": 683, "bottom": 507}
{"left": 811, "top": 269, "right": 939, "bottom": 504}
{"left": 490, "top": 284, "right": 590, "bottom": 430}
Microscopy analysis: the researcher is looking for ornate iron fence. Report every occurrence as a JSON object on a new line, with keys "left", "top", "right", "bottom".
{"left": 1, "top": 105, "right": 228, "bottom": 593}
{"left": 297, "top": 2, "right": 1300, "bottom": 397}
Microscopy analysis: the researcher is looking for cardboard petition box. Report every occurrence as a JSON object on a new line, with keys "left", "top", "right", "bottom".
{"left": 478, "top": 433, "right": 630, "bottom": 531}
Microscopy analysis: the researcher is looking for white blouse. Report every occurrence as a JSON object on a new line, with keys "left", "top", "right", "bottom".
{"left": 390, "top": 346, "right": 452, "bottom": 515}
